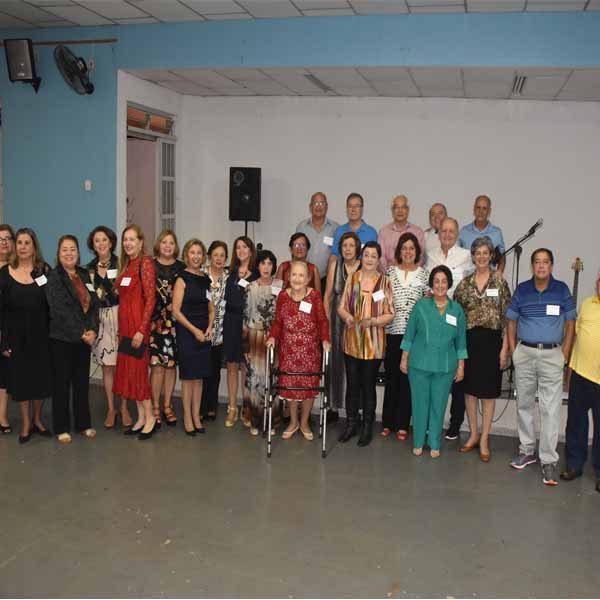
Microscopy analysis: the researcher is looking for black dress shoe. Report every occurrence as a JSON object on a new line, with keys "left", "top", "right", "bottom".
{"left": 357, "top": 422, "right": 374, "bottom": 447}
{"left": 124, "top": 426, "right": 143, "bottom": 436}
{"left": 32, "top": 424, "right": 52, "bottom": 437}
{"left": 327, "top": 410, "right": 339, "bottom": 424}
{"left": 185, "top": 428, "right": 197, "bottom": 437}
{"left": 338, "top": 422, "right": 358, "bottom": 443}
{"left": 18, "top": 433, "right": 32, "bottom": 444}
{"left": 138, "top": 428, "right": 155, "bottom": 441}
{"left": 195, "top": 426, "right": 206, "bottom": 434}
{"left": 560, "top": 468, "right": 583, "bottom": 481}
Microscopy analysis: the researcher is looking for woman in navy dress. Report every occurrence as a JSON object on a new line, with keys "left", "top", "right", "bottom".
{"left": 172, "top": 239, "right": 214, "bottom": 436}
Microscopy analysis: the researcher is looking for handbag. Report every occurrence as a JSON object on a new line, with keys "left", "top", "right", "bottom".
{"left": 118, "top": 336, "right": 146, "bottom": 359}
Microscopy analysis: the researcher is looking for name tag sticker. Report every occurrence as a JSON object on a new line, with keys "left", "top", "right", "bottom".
{"left": 546, "top": 304, "right": 560, "bottom": 316}
{"left": 34, "top": 274, "right": 47, "bottom": 287}
{"left": 206, "top": 291, "right": 212, "bottom": 302}
{"left": 120, "top": 277, "right": 131, "bottom": 287}
{"left": 323, "top": 236, "right": 334, "bottom": 247}
{"left": 372, "top": 290, "right": 385, "bottom": 303}
{"left": 272, "top": 285, "right": 282, "bottom": 296}
{"left": 299, "top": 301, "right": 312, "bottom": 314}
{"left": 86, "top": 283, "right": 95, "bottom": 292}
{"left": 238, "top": 278, "right": 249, "bottom": 288}
{"left": 446, "top": 314, "right": 457, "bottom": 327}
{"left": 486, "top": 288, "right": 499, "bottom": 297}
{"left": 107, "top": 269, "right": 118, "bottom": 279}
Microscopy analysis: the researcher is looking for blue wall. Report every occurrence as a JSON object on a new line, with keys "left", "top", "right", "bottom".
{"left": 1, "top": 12, "right": 600, "bottom": 257}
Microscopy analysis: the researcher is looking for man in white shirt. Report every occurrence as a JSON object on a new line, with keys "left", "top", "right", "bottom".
{"left": 426, "top": 217, "right": 472, "bottom": 440}
{"left": 423, "top": 203, "right": 447, "bottom": 264}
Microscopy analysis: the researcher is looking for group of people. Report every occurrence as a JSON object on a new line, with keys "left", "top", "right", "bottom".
{"left": 0, "top": 190, "right": 598, "bottom": 492}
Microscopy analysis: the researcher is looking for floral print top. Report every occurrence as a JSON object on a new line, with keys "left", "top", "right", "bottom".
{"left": 203, "top": 267, "right": 229, "bottom": 347}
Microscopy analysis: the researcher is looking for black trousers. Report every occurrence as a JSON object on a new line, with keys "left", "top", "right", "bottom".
{"left": 344, "top": 353, "right": 381, "bottom": 424}
{"left": 201, "top": 344, "right": 223, "bottom": 417}
{"left": 50, "top": 339, "right": 92, "bottom": 434}
{"left": 382, "top": 334, "right": 412, "bottom": 431}
{"left": 448, "top": 379, "right": 465, "bottom": 431}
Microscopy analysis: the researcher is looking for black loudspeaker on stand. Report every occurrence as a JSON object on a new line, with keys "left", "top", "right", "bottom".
{"left": 229, "top": 167, "right": 261, "bottom": 236}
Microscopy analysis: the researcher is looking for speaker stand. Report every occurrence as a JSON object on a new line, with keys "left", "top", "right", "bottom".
{"left": 244, "top": 220, "right": 248, "bottom": 238}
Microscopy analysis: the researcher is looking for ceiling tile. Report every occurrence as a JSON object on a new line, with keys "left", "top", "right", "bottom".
{"left": 27, "top": 1, "right": 75, "bottom": 5}
{"left": 302, "top": 8, "right": 356, "bottom": 14}
{"left": 350, "top": 0, "right": 408, "bottom": 14}
{"left": 203, "top": 12, "right": 253, "bottom": 19}
{"left": 0, "top": 1, "right": 63, "bottom": 22}
{"left": 409, "top": 4, "right": 465, "bottom": 12}
{"left": 0, "top": 12, "right": 30, "bottom": 26}
{"left": 334, "top": 87, "right": 377, "bottom": 96}
{"left": 462, "top": 67, "right": 515, "bottom": 82}
{"left": 182, "top": 0, "right": 242, "bottom": 13}
{"left": 371, "top": 81, "right": 420, "bottom": 95}
{"left": 464, "top": 82, "right": 511, "bottom": 98}
{"left": 467, "top": 0, "right": 525, "bottom": 11}
{"left": 78, "top": 1, "right": 147, "bottom": 19}
{"left": 526, "top": 0, "right": 586, "bottom": 10}
{"left": 410, "top": 67, "right": 462, "bottom": 88}
{"left": 556, "top": 89, "right": 600, "bottom": 100}
{"left": 134, "top": 69, "right": 185, "bottom": 82}
{"left": 420, "top": 88, "right": 464, "bottom": 97}
{"left": 294, "top": 0, "right": 350, "bottom": 7}
{"left": 157, "top": 80, "right": 216, "bottom": 95}
{"left": 261, "top": 68, "right": 327, "bottom": 93}
{"left": 115, "top": 16, "right": 161, "bottom": 24}
{"left": 587, "top": 0, "right": 600, "bottom": 8}
{"left": 216, "top": 68, "right": 271, "bottom": 80}
{"left": 172, "top": 68, "right": 248, "bottom": 89}
{"left": 238, "top": 0, "right": 301, "bottom": 17}
{"left": 128, "top": 0, "right": 205, "bottom": 21}
{"left": 518, "top": 67, "right": 571, "bottom": 77}
{"left": 309, "top": 67, "right": 370, "bottom": 87}
{"left": 357, "top": 66, "right": 412, "bottom": 82}
{"left": 37, "top": 19, "right": 76, "bottom": 26}
{"left": 560, "top": 69, "right": 600, "bottom": 89}
{"left": 520, "top": 75, "right": 569, "bottom": 98}
{"left": 239, "top": 79, "right": 296, "bottom": 94}
{"left": 42, "top": 5, "right": 113, "bottom": 24}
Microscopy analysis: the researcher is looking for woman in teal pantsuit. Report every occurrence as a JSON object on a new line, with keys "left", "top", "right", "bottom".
{"left": 400, "top": 265, "right": 467, "bottom": 458}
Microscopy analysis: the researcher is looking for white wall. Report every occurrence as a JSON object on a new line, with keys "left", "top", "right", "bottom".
{"left": 175, "top": 94, "right": 600, "bottom": 438}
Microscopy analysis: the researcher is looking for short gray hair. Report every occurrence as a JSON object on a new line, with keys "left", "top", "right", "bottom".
{"left": 470, "top": 236, "right": 495, "bottom": 259}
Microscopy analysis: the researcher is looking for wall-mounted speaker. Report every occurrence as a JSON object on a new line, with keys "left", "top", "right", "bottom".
{"left": 4, "top": 38, "right": 41, "bottom": 93}
{"left": 229, "top": 167, "right": 261, "bottom": 222}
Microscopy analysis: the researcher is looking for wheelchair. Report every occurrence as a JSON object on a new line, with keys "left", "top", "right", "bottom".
{"left": 263, "top": 345, "right": 331, "bottom": 459}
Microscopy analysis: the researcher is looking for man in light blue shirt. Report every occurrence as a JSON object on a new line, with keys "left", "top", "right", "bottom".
{"left": 459, "top": 195, "right": 506, "bottom": 274}
{"left": 331, "top": 193, "right": 378, "bottom": 258}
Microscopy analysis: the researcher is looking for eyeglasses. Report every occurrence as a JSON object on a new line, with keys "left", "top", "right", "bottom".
{"left": 0, "top": 237, "right": 13, "bottom": 243}
{"left": 292, "top": 243, "right": 307, "bottom": 249}
{"left": 347, "top": 204, "right": 362, "bottom": 210}
{"left": 312, "top": 201, "right": 327, "bottom": 207}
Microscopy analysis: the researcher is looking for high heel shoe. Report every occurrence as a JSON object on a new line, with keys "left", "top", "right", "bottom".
{"left": 18, "top": 432, "right": 32, "bottom": 444}
{"left": 124, "top": 425, "right": 144, "bottom": 436}
{"left": 120, "top": 409, "right": 133, "bottom": 428}
{"left": 163, "top": 406, "right": 177, "bottom": 427}
{"left": 185, "top": 428, "right": 197, "bottom": 437}
{"left": 103, "top": 410, "right": 117, "bottom": 429}
{"left": 224, "top": 406, "right": 238, "bottom": 428}
{"left": 195, "top": 423, "right": 206, "bottom": 434}
{"left": 32, "top": 424, "right": 52, "bottom": 437}
{"left": 0, "top": 423, "right": 12, "bottom": 434}
{"left": 138, "top": 423, "right": 157, "bottom": 441}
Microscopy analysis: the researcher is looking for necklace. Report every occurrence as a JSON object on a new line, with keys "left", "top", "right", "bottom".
{"left": 97, "top": 259, "right": 110, "bottom": 269}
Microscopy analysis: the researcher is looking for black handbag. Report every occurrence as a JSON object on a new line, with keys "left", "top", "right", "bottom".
{"left": 118, "top": 336, "right": 146, "bottom": 359}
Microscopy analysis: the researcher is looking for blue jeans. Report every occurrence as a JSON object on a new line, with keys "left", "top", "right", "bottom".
{"left": 565, "top": 370, "right": 600, "bottom": 478}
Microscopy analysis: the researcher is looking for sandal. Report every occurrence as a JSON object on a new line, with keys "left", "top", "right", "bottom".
{"left": 163, "top": 405, "right": 178, "bottom": 427}
{"left": 152, "top": 406, "right": 162, "bottom": 429}
{"left": 225, "top": 406, "right": 238, "bottom": 428}
{"left": 282, "top": 425, "right": 299, "bottom": 440}
{"left": 0, "top": 423, "right": 12, "bottom": 434}
{"left": 81, "top": 428, "right": 96, "bottom": 439}
{"left": 300, "top": 427, "right": 313, "bottom": 441}
{"left": 396, "top": 430, "right": 408, "bottom": 441}
{"left": 380, "top": 428, "right": 391, "bottom": 438}
{"left": 57, "top": 433, "right": 72, "bottom": 444}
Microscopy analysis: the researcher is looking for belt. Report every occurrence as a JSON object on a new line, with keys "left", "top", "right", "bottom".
{"left": 520, "top": 341, "right": 560, "bottom": 350}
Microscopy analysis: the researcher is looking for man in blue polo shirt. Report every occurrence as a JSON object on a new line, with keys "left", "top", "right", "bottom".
{"left": 331, "top": 193, "right": 378, "bottom": 259}
{"left": 459, "top": 195, "right": 506, "bottom": 275}
{"left": 506, "top": 248, "right": 576, "bottom": 486}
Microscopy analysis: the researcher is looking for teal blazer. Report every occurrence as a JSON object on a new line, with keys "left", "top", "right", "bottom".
{"left": 400, "top": 297, "right": 468, "bottom": 374}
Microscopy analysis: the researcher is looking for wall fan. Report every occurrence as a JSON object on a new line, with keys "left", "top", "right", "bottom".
{"left": 54, "top": 45, "right": 94, "bottom": 95}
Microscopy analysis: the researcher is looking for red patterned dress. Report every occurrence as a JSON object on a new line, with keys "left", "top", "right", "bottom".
{"left": 113, "top": 256, "right": 156, "bottom": 402}
{"left": 268, "top": 288, "right": 330, "bottom": 401}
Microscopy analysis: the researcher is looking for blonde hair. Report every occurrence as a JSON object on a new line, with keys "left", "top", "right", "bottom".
{"left": 181, "top": 238, "right": 207, "bottom": 267}
{"left": 118, "top": 224, "right": 148, "bottom": 274}
{"left": 153, "top": 229, "right": 180, "bottom": 259}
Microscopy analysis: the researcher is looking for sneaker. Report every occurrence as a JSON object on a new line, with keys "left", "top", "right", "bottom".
{"left": 510, "top": 453, "right": 537, "bottom": 470}
{"left": 541, "top": 463, "right": 559, "bottom": 486}
{"left": 445, "top": 427, "right": 460, "bottom": 440}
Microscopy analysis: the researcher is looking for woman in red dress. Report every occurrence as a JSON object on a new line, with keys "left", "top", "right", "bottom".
{"left": 267, "top": 260, "right": 330, "bottom": 441}
{"left": 113, "top": 224, "right": 156, "bottom": 439}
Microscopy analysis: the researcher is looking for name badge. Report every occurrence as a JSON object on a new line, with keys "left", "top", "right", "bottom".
{"left": 272, "top": 285, "right": 282, "bottom": 296}
{"left": 206, "top": 291, "right": 212, "bottom": 302}
{"left": 323, "top": 236, "right": 334, "bottom": 247}
{"left": 238, "top": 278, "right": 249, "bottom": 288}
{"left": 107, "top": 269, "right": 118, "bottom": 279}
{"left": 546, "top": 304, "right": 560, "bottom": 316}
{"left": 35, "top": 274, "right": 47, "bottom": 287}
{"left": 86, "top": 283, "right": 95, "bottom": 292}
{"left": 486, "top": 288, "right": 499, "bottom": 297}
{"left": 446, "top": 313, "right": 457, "bottom": 327}
{"left": 372, "top": 289, "right": 385, "bottom": 303}
{"left": 120, "top": 277, "right": 131, "bottom": 287}
{"left": 299, "top": 301, "right": 312, "bottom": 314}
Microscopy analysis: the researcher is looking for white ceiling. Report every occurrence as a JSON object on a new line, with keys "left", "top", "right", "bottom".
{"left": 128, "top": 66, "right": 600, "bottom": 101}
{"left": 0, "top": 0, "right": 599, "bottom": 28}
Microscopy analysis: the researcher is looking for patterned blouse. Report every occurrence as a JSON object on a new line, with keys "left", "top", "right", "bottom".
{"left": 385, "top": 266, "right": 429, "bottom": 335}
{"left": 87, "top": 254, "right": 119, "bottom": 308}
{"left": 453, "top": 271, "right": 512, "bottom": 331}
{"left": 203, "top": 267, "right": 228, "bottom": 346}
{"left": 243, "top": 278, "right": 283, "bottom": 331}
{"left": 340, "top": 270, "right": 394, "bottom": 360}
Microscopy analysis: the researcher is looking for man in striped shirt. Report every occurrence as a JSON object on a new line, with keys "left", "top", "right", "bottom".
{"left": 506, "top": 248, "right": 576, "bottom": 486}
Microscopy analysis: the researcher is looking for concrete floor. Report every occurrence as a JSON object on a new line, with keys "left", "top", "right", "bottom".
{"left": 1, "top": 386, "right": 599, "bottom": 599}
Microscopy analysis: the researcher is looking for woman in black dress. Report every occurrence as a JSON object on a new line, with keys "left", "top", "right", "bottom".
{"left": 222, "top": 236, "right": 258, "bottom": 428}
{"left": 172, "top": 239, "right": 214, "bottom": 435}
{"left": 0, "top": 224, "right": 15, "bottom": 434}
{"left": 149, "top": 230, "right": 185, "bottom": 428}
{"left": 0, "top": 228, "right": 52, "bottom": 443}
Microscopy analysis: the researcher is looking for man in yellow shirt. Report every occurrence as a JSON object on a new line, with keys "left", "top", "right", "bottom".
{"left": 561, "top": 272, "right": 600, "bottom": 493}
